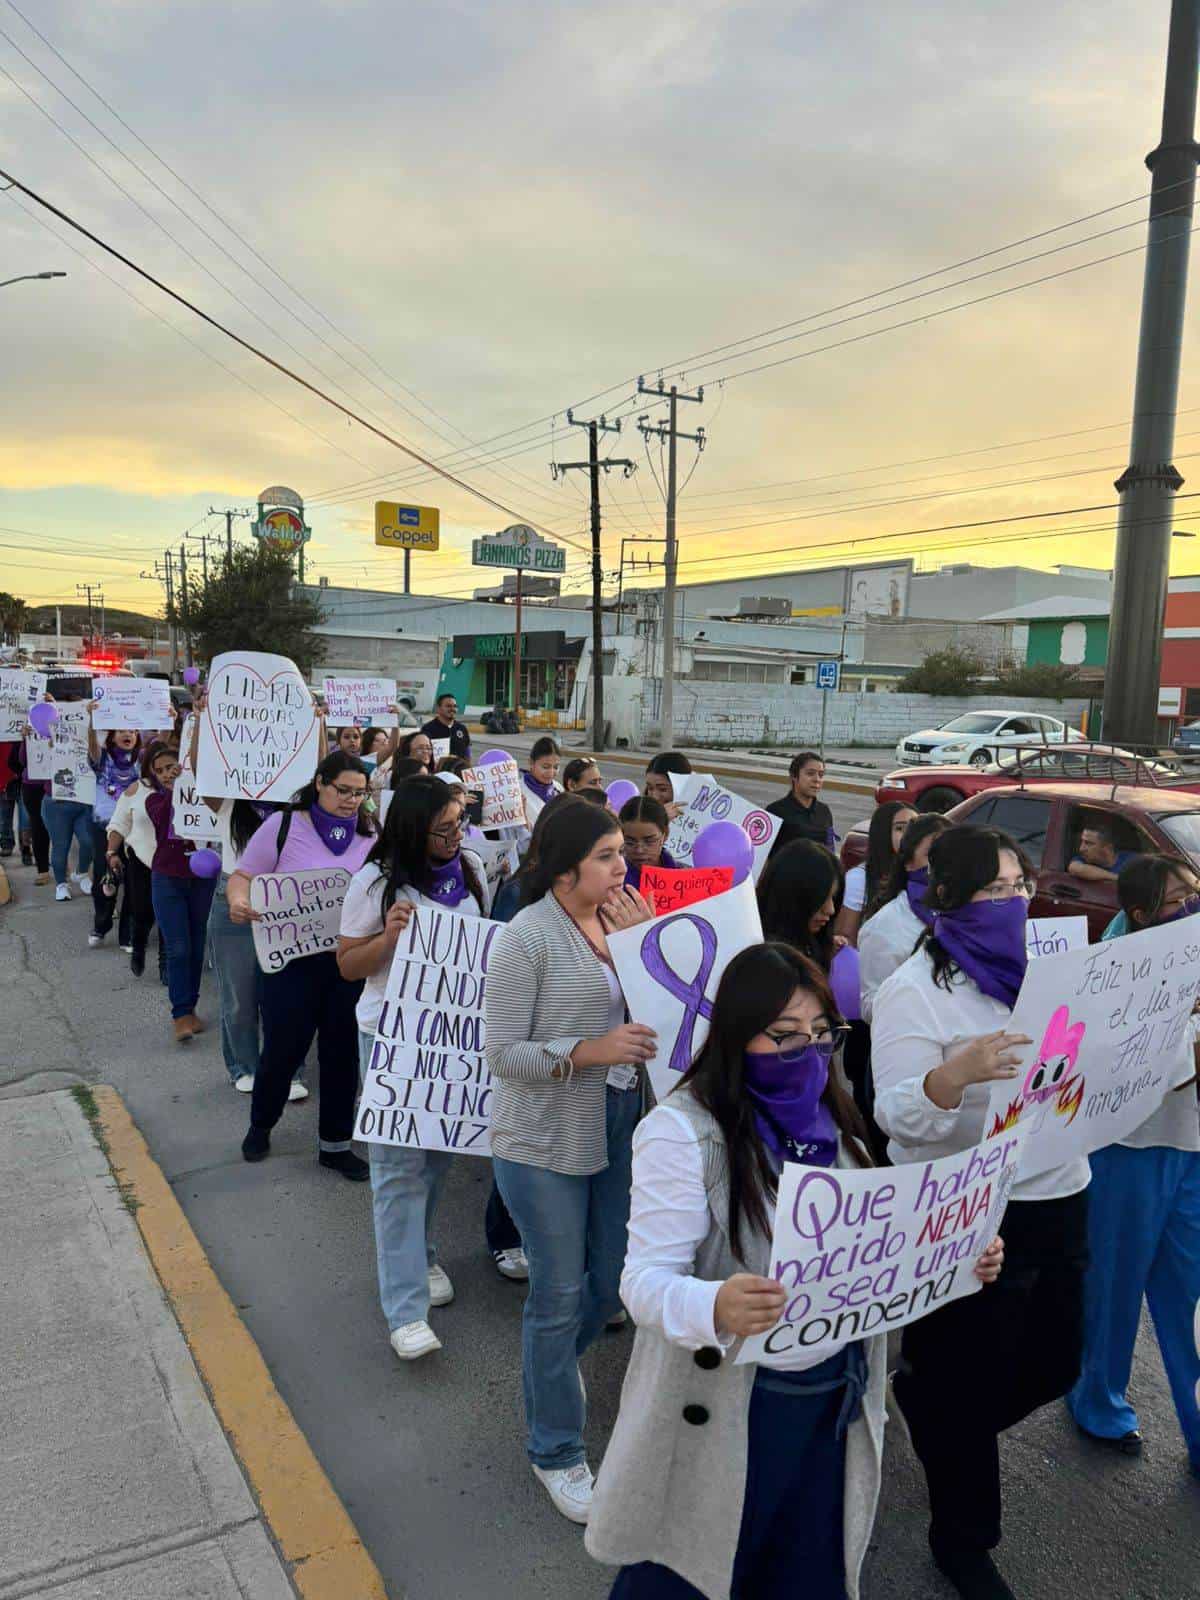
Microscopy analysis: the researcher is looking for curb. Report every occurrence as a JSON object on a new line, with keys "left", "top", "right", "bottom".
{"left": 564, "top": 746, "right": 878, "bottom": 799}
{"left": 91, "top": 1086, "right": 390, "bottom": 1600}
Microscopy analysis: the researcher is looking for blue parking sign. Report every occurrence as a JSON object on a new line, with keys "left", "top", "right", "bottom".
{"left": 816, "top": 660, "right": 840, "bottom": 691}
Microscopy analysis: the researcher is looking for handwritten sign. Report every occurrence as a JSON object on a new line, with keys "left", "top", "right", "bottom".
{"left": 667, "top": 772, "right": 781, "bottom": 883}
{"left": 470, "top": 834, "right": 520, "bottom": 893}
{"left": 1027, "top": 916, "right": 1089, "bottom": 960}
{"left": 0, "top": 669, "right": 46, "bottom": 740}
{"left": 639, "top": 863, "right": 734, "bottom": 914}
{"left": 23, "top": 728, "right": 54, "bottom": 780}
{"left": 460, "top": 756, "right": 525, "bottom": 829}
{"left": 430, "top": 738, "right": 451, "bottom": 765}
{"left": 739, "top": 1134, "right": 1024, "bottom": 1367}
{"left": 92, "top": 677, "right": 172, "bottom": 731}
{"left": 250, "top": 868, "right": 353, "bottom": 972}
{"left": 355, "top": 904, "right": 500, "bottom": 1155}
{"left": 171, "top": 715, "right": 220, "bottom": 842}
{"left": 609, "top": 876, "right": 762, "bottom": 1104}
{"left": 196, "top": 650, "right": 321, "bottom": 802}
{"left": 985, "top": 916, "right": 1200, "bottom": 1180}
{"left": 49, "top": 705, "right": 95, "bottom": 805}
{"left": 323, "top": 675, "right": 398, "bottom": 728}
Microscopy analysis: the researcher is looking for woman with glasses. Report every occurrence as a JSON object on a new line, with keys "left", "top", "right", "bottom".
{"left": 1068, "top": 854, "right": 1200, "bottom": 1476}
{"left": 872, "top": 826, "right": 1089, "bottom": 1600}
{"left": 228, "top": 751, "right": 376, "bottom": 1180}
{"left": 587, "top": 940, "right": 1001, "bottom": 1597}
{"left": 858, "top": 813, "right": 951, "bottom": 1023}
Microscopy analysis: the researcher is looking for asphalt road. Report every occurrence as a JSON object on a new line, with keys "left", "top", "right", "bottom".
{"left": 3, "top": 816, "right": 1199, "bottom": 1599}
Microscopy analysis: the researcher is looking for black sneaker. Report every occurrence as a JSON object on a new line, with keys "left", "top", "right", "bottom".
{"left": 130, "top": 948, "right": 146, "bottom": 977}
{"left": 20, "top": 848, "right": 33, "bottom": 867}
{"left": 242, "top": 1127, "right": 271, "bottom": 1163}
{"left": 319, "top": 1150, "right": 370, "bottom": 1182}
{"left": 930, "top": 1538, "right": 1016, "bottom": 1600}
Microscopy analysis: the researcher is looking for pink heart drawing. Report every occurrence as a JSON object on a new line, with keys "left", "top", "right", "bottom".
{"left": 204, "top": 661, "right": 317, "bottom": 801}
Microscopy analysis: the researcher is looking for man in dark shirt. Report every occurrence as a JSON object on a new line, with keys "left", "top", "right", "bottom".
{"left": 767, "top": 750, "right": 836, "bottom": 855}
{"left": 421, "top": 693, "right": 473, "bottom": 762}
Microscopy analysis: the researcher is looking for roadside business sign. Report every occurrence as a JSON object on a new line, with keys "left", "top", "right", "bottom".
{"left": 375, "top": 501, "right": 440, "bottom": 551}
{"left": 252, "top": 485, "right": 310, "bottom": 550}
{"left": 472, "top": 524, "right": 566, "bottom": 574}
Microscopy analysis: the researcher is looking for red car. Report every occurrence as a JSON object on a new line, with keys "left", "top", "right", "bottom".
{"left": 842, "top": 781, "right": 1200, "bottom": 941}
{"left": 874, "top": 746, "right": 1194, "bottom": 815}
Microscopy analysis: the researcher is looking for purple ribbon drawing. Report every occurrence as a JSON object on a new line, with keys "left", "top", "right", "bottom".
{"left": 641, "top": 914, "right": 718, "bottom": 1076}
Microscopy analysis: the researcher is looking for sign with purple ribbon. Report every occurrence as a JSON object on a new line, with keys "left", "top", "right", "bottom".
{"left": 608, "top": 877, "right": 763, "bottom": 1104}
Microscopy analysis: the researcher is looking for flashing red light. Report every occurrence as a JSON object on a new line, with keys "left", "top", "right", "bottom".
{"left": 82, "top": 653, "right": 123, "bottom": 671}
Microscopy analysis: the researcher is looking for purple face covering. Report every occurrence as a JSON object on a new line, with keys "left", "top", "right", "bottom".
{"left": 522, "top": 770, "right": 557, "bottom": 805}
{"left": 425, "top": 853, "right": 470, "bottom": 907}
{"left": 309, "top": 803, "right": 357, "bottom": 856}
{"left": 743, "top": 1046, "right": 838, "bottom": 1166}
{"left": 905, "top": 867, "right": 935, "bottom": 927}
{"left": 933, "top": 895, "right": 1028, "bottom": 1008}
{"left": 1164, "top": 895, "right": 1200, "bottom": 923}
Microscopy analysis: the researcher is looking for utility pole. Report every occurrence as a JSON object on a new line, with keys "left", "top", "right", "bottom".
{"left": 616, "top": 536, "right": 666, "bottom": 636}
{"left": 637, "top": 378, "right": 705, "bottom": 749}
{"left": 1104, "top": 0, "right": 1200, "bottom": 747}
{"left": 141, "top": 553, "right": 178, "bottom": 676}
{"left": 75, "top": 582, "right": 103, "bottom": 642}
{"left": 553, "top": 412, "right": 636, "bottom": 751}
{"left": 187, "top": 528, "right": 222, "bottom": 589}
{"left": 208, "top": 506, "right": 252, "bottom": 567}
{"left": 178, "top": 543, "right": 194, "bottom": 669}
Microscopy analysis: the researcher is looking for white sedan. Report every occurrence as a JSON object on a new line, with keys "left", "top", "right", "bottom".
{"left": 894, "top": 709, "right": 1085, "bottom": 768}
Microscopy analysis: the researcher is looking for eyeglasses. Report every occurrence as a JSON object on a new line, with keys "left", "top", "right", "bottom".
{"left": 762, "top": 1024, "right": 849, "bottom": 1063}
{"left": 430, "top": 819, "right": 466, "bottom": 843}
{"left": 979, "top": 877, "right": 1036, "bottom": 902}
{"left": 329, "top": 783, "right": 367, "bottom": 801}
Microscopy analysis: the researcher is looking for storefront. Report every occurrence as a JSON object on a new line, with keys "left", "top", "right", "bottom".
{"left": 441, "top": 629, "right": 584, "bottom": 713}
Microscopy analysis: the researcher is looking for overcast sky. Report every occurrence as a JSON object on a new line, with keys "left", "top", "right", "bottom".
{"left": 0, "top": 0, "right": 1189, "bottom": 618}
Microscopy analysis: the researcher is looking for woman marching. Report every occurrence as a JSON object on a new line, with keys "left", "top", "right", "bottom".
{"left": 338, "top": 775, "right": 491, "bottom": 1359}
{"left": 521, "top": 736, "right": 563, "bottom": 830}
{"left": 756, "top": 839, "right": 844, "bottom": 971}
{"left": 229, "top": 751, "right": 376, "bottom": 1178}
{"left": 144, "top": 744, "right": 218, "bottom": 1042}
{"left": 106, "top": 742, "right": 171, "bottom": 977}
{"left": 833, "top": 800, "right": 916, "bottom": 946}
{"left": 85, "top": 715, "right": 142, "bottom": 949}
{"left": 371, "top": 730, "right": 436, "bottom": 796}
{"left": 586, "top": 941, "right": 1002, "bottom": 1597}
{"left": 1067, "top": 854, "right": 1200, "bottom": 1474}
{"left": 618, "top": 796, "right": 677, "bottom": 891}
{"left": 563, "top": 757, "right": 605, "bottom": 795}
{"left": 872, "top": 825, "right": 1089, "bottom": 1600}
{"left": 644, "top": 752, "right": 691, "bottom": 819}
{"left": 486, "top": 801, "right": 656, "bottom": 1522}
{"left": 857, "top": 813, "right": 950, "bottom": 1022}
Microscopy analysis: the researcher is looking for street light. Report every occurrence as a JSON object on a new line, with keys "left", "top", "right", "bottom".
{"left": 0, "top": 271, "right": 67, "bottom": 288}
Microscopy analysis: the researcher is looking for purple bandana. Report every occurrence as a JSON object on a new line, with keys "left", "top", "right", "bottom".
{"left": 425, "top": 853, "right": 470, "bottom": 907}
{"left": 934, "top": 896, "right": 1028, "bottom": 1008}
{"left": 522, "top": 770, "right": 557, "bottom": 805}
{"left": 624, "top": 847, "right": 677, "bottom": 890}
{"left": 905, "top": 867, "right": 935, "bottom": 928}
{"left": 309, "top": 803, "right": 357, "bottom": 856}
{"left": 743, "top": 1046, "right": 838, "bottom": 1166}
{"left": 101, "top": 746, "right": 141, "bottom": 798}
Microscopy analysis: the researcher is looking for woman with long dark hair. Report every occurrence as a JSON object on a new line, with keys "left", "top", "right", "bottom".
{"left": 144, "top": 744, "right": 217, "bottom": 1043}
{"left": 858, "top": 813, "right": 951, "bottom": 1023}
{"left": 619, "top": 795, "right": 676, "bottom": 890}
{"left": 756, "top": 839, "right": 844, "bottom": 971}
{"left": 521, "top": 735, "right": 563, "bottom": 830}
{"left": 563, "top": 756, "right": 604, "bottom": 793}
{"left": 85, "top": 719, "right": 142, "bottom": 949}
{"left": 644, "top": 751, "right": 691, "bottom": 818}
{"left": 229, "top": 751, "right": 376, "bottom": 1178}
{"left": 833, "top": 800, "right": 916, "bottom": 945}
{"left": 872, "top": 825, "right": 1089, "bottom": 1600}
{"left": 486, "top": 802, "right": 655, "bottom": 1522}
{"left": 106, "top": 741, "right": 173, "bottom": 979}
{"left": 587, "top": 941, "right": 1001, "bottom": 1597}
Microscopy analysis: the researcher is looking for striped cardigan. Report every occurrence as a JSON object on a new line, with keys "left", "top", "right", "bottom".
{"left": 486, "top": 893, "right": 628, "bottom": 1175}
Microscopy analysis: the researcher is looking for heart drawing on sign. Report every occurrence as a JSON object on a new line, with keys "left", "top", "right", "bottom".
{"left": 204, "top": 661, "right": 317, "bottom": 800}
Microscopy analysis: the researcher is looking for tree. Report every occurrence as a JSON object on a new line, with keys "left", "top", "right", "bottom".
{"left": 168, "top": 545, "right": 326, "bottom": 672}
{"left": 898, "top": 645, "right": 986, "bottom": 696}
{"left": 993, "top": 661, "right": 1082, "bottom": 698}
{"left": 0, "top": 591, "right": 29, "bottom": 644}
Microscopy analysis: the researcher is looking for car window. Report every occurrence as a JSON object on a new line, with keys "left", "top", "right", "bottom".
{"left": 1065, "top": 805, "right": 1155, "bottom": 863}
{"left": 1155, "top": 813, "right": 1200, "bottom": 869}
{"left": 941, "top": 713, "right": 1005, "bottom": 734}
{"left": 975, "top": 794, "right": 1051, "bottom": 865}
{"left": 1003, "top": 718, "right": 1037, "bottom": 737}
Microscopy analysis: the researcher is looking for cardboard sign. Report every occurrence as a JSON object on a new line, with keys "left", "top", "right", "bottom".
{"left": 250, "top": 868, "right": 353, "bottom": 972}
{"left": 667, "top": 772, "right": 781, "bottom": 883}
{"left": 739, "top": 1133, "right": 1025, "bottom": 1367}
{"left": 23, "top": 729, "right": 55, "bottom": 780}
{"left": 0, "top": 669, "right": 46, "bottom": 740}
{"left": 460, "top": 756, "right": 525, "bottom": 830}
{"left": 355, "top": 905, "right": 501, "bottom": 1155}
{"left": 49, "top": 705, "right": 95, "bottom": 805}
{"left": 1026, "top": 916, "right": 1089, "bottom": 960}
{"left": 639, "top": 864, "right": 734, "bottom": 914}
{"left": 470, "top": 834, "right": 521, "bottom": 893}
{"left": 91, "top": 677, "right": 172, "bottom": 731}
{"left": 196, "top": 650, "right": 321, "bottom": 802}
{"left": 323, "top": 675, "right": 398, "bottom": 728}
{"left": 431, "top": 738, "right": 451, "bottom": 765}
{"left": 171, "top": 714, "right": 221, "bottom": 842}
{"left": 609, "top": 877, "right": 763, "bottom": 1104}
{"left": 985, "top": 916, "right": 1200, "bottom": 1180}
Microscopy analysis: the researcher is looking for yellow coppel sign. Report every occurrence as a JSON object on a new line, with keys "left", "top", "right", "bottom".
{"left": 375, "top": 502, "right": 440, "bottom": 551}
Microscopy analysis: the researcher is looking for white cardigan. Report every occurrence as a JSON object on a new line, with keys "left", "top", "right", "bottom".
{"left": 107, "top": 781, "right": 157, "bottom": 868}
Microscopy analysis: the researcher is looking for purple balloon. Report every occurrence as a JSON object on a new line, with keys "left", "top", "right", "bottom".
{"left": 692, "top": 820, "right": 754, "bottom": 885}
{"left": 188, "top": 847, "right": 222, "bottom": 879}
{"left": 605, "top": 778, "right": 639, "bottom": 811}
{"left": 28, "top": 702, "right": 58, "bottom": 737}
{"left": 183, "top": 666, "right": 200, "bottom": 687}
{"left": 478, "top": 748, "right": 510, "bottom": 767}
{"left": 829, "top": 944, "right": 862, "bottom": 1023}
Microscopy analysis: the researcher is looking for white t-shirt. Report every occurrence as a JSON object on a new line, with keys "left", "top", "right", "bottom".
{"left": 858, "top": 893, "right": 926, "bottom": 1022}
{"left": 842, "top": 864, "right": 867, "bottom": 914}
{"left": 339, "top": 851, "right": 489, "bottom": 1034}
{"left": 1120, "top": 1015, "right": 1200, "bottom": 1152}
{"left": 871, "top": 947, "right": 1091, "bottom": 1203}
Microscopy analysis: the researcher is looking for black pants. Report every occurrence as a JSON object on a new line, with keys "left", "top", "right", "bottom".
{"left": 91, "top": 823, "right": 133, "bottom": 943}
{"left": 251, "top": 952, "right": 363, "bottom": 1149}
{"left": 123, "top": 854, "right": 157, "bottom": 958}
{"left": 485, "top": 1177, "right": 522, "bottom": 1254}
{"left": 893, "top": 1187, "right": 1089, "bottom": 1553}
{"left": 21, "top": 783, "right": 49, "bottom": 873}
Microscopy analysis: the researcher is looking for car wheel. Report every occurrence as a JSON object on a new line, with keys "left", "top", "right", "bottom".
{"left": 969, "top": 750, "right": 992, "bottom": 769}
{"left": 916, "top": 786, "right": 964, "bottom": 813}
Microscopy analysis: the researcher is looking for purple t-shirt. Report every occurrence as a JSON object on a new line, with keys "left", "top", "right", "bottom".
{"left": 145, "top": 787, "right": 195, "bottom": 878}
{"left": 236, "top": 809, "right": 374, "bottom": 878}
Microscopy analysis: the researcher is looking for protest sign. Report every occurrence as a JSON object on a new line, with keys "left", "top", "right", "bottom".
{"left": 667, "top": 772, "right": 781, "bottom": 883}
{"left": 355, "top": 904, "right": 501, "bottom": 1155}
{"left": 49, "top": 706, "right": 95, "bottom": 804}
{"left": 431, "top": 738, "right": 451, "bottom": 764}
{"left": 323, "top": 675, "right": 398, "bottom": 728}
{"left": 91, "top": 676, "right": 172, "bottom": 731}
{"left": 1027, "top": 916, "right": 1089, "bottom": 960}
{"left": 985, "top": 916, "right": 1200, "bottom": 1180}
{"left": 23, "top": 730, "right": 54, "bottom": 780}
{"left": 196, "top": 650, "right": 320, "bottom": 802}
{"left": 171, "top": 716, "right": 220, "bottom": 842}
{"left": 738, "top": 1132, "right": 1025, "bottom": 1367}
{"left": 639, "top": 863, "right": 734, "bottom": 914}
{"left": 470, "top": 835, "right": 520, "bottom": 894}
{"left": 250, "top": 868, "right": 353, "bottom": 973}
{"left": 609, "top": 877, "right": 762, "bottom": 1104}
{"left": 0, "top": 669, "right": 46, "bottom": 739}
{"left": 461, "top": 756, "right": 525, "bottom": 829}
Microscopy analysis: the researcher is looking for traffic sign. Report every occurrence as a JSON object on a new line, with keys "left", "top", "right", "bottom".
{"left": 816, "top": 660, "right": 840, "bottom": 691}
{"left": 375, "top": 502, "right": 440, "bottom": 551}
{"left": 472, "top": 524, "right": 566, "bottom": 573}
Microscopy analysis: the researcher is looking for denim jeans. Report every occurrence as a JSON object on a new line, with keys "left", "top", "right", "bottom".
{"left": 41, "top": 796, "right": 94, "bottom": 886}
{"left": 151, "top": 871, "right": 217, "bottom": 1019}
{"left": 0, "top": 784, "right": 15, "bottom": 851}
{"left": 493, "top": 1086, "right": 640, "bottom": 1470}
{"left": 207, "top": 880, "right": 263, "bottom": 1083}
{"left": 358, "top": 1030, "right": 452, "bottom": 1328}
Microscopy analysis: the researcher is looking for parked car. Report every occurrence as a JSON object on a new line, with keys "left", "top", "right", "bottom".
{"left": 875, "top": 745, "right": 1187, "bottom": 814}
{"left": 842, "top": 781, "right": 1200, "bottom": 940}
{"left": 894, "top": 709, "right": 1084, "bottom": 769}
{"left": 1171, "top": 720, "right": 1200, "bottom": 755}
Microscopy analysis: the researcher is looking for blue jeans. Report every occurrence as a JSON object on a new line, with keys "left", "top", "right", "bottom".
{"left": 41, "top": 796, "right": 93, "bottom": 886}
{"left": 358, "top": 1031, "right": 452, "bottom": 1329}
{"left": 208, "top": 881, "right": 263, "bottom": 1083}
{"left": 152, "top": 872, "right": 217, "bottom": 1019}
{"left": 494, "top": 1086, "right": 639, "bottom": 1470}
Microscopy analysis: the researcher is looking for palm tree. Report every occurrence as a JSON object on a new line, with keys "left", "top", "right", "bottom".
{"left": 0, "top": 592, "right": 29, "bottom": 645}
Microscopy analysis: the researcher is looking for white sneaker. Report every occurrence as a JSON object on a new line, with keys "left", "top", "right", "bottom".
{"left": 428, "top": 1264, "right": 455, "bottom": 1307}
{"left": 87, "top": 933, "right": 103, "bottom": 948}
{"left": 494, "top": 1247, "right": 529, "bottom": 1281}
{"left": 55, "top": 883, "right": 71, "bottom": 902}
{"left": 120, "top": 944, "right": 134, "bottom": 955}
{"left": 390, "top": 1320, "right": 442, "bottom": 1361}
{"left": 532, "top": 1462, "right": 594, "bottom": 1523}
{"left": 287, "top": 1081, "right": 309, "bottom": 1102}
{"left": 234, "top": 1074, "right": 254, "bottom": 1093}
{"left": 76, "top": 874, "right": 92, "bottom": 894}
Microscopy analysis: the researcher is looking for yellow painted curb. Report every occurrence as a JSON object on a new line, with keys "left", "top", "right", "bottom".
{"left": 91, "top": 1086, "right": 390, "bottom": 1600}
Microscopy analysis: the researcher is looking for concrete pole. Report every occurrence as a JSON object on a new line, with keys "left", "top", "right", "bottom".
{"left": 588, "top": 421, "right": 606, "bottom": 751}
{"left": 660, "top": 388, "right": 679, "bottom": 750}
{"left": 1104, "top": 0, "right": 1200, "bottom": 746}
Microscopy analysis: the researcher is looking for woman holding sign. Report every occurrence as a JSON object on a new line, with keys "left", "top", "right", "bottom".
{"left": 521, "top": 736, "right": 563, "bottom": 830}
{"left": 144, "top": 746, "right": 218, "bottom": 1043}
{"left": 85, "top": 718, "right": 142, "bottom": 949}
{"left": 619, "top": 796, "right": 677, "bottom": 891}
{"left": 872, "top": 825, "right": 1089, "bottom": 1600}
{"left": 644, "top": 752, "right": 691, "bottom": 819}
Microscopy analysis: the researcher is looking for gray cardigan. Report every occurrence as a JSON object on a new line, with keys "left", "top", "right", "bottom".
{"left": 486, "top": 894, "right": 630, "bottom": 1175}
{"left": 585, "top": 1092, "right": 886, "bottom": 1599}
